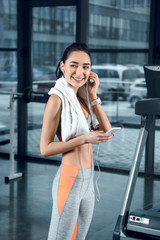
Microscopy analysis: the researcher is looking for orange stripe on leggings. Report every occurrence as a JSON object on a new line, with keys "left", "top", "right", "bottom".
{"left": 58, "top": 164, "right": 79, "bottom": 215}
{"left": 71, "top": 222, "right": 77, "bottom": 240}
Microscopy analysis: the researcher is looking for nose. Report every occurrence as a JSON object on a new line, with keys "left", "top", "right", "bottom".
{"left": 75, "top": 66, "right": 84, "bottom": 77}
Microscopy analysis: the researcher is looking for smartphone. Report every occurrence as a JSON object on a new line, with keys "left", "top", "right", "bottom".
{"left": 106, "top": 127, "right": 121, "bottom": 135}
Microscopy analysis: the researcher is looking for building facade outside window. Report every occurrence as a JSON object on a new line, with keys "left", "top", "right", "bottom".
{"left": 2, "top": 0, "right": 160, "bottom": 174}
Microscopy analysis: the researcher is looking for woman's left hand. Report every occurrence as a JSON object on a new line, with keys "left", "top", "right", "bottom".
{"left": 87, "top": 71, "right": 100, "bottom": 100}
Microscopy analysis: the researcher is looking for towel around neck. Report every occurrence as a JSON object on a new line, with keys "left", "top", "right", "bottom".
{"left": 48, "top": 77, "right": 99, "bottom": 141}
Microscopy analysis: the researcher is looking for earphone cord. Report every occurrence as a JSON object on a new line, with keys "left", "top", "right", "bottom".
{"left": 95, "top": 143, "right": 101, "bottom": 202}
{"left": 86, "top": 83, "right": 101, "bottom": 202}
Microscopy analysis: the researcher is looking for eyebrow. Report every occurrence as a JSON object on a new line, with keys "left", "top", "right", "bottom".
{"left": 70, "top": 61, "right": 91, "bottom": 66}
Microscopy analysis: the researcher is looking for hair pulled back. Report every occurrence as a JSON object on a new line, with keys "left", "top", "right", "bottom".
{"left": 56, "top": 42, "right": 91, "bottom": 79}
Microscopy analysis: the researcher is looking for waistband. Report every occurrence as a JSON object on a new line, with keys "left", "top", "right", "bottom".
{"left": 60, "top": 163, "right": 94, "bottom": 179}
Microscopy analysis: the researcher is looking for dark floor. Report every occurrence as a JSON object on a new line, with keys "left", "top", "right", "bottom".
{"left": 0, "top": 157, "right": 160, "bottom": 240}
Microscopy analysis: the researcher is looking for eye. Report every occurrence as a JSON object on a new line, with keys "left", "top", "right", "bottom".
{"left": 83, "top": 66, "right": 90, "bottom": 69}
{"left": 70, "top": 64, "right": 77, "bottom": 68}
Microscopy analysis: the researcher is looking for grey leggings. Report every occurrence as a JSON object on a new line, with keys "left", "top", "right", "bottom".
{"left": 48, "top": 164, "right": 95, "bottom": 240}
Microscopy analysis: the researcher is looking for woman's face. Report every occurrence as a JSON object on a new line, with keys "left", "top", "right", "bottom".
{"left": 60, "top": 51, "right": 91, "bottom": 92}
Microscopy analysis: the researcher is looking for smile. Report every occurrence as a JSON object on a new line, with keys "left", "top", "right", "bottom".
{"left": 72, "top": 76, "right": 85, "bottom": 82}
{"left": 72, "top": 77, "right": 84, "bottom": 83}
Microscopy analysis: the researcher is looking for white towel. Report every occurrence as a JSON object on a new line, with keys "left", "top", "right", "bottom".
{"left": 48, "top": 77, "right": 99, "bottom": 141}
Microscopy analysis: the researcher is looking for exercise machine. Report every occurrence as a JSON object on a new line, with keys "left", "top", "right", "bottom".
{"left": 113, "top": 66, "right": 160, "bottom": 240}
{"left": 0, "top": 87, "right": 48, "bottom": 183}
{"left": 4, "top": 89, "right": 23, "bottom": 183}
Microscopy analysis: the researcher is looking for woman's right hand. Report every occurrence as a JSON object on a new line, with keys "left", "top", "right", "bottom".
{"left": 84, "top": 130, "right": 113, "bottom": 144}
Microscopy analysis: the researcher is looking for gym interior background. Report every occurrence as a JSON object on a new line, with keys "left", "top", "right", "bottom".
{"left": 0, "top": 0, "right": 160, "bottom": 239}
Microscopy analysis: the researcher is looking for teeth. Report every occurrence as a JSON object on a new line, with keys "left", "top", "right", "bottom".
{"left": 74, "top": 77, "right": 83, "bottom": 81}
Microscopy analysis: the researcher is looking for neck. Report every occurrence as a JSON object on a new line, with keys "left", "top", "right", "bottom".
{"left": 71, "top": 85, "right": 79, "bottom": 95}
{"left": 62, "top": 76, "right": 79, "bottom": 94}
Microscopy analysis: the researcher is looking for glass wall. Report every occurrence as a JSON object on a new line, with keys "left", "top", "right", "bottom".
{"left": 32, "top": 6, "right": 76, "bottom": 92}
{"left": 0, "top": 0, "right": 17, "bottom": 154}
{"left": 26, "top": 1, "right": 153, "bottom": 173}
{"left": 88, "top": 0, "right": 150, "bottom": 106}
{"left": 1, "top": 0, "right": 159, "bottom": 175}
{"left": 27, "top": 6, "right": 76, "bottom": 158}
{"left": 86, "top": 0, "right": 152, "bottom": 172}
{"left": 90, "top": 52, "right": 148, "bottom": 119}
{"left": 0, "top": 0, "right": 17, "bottom": 48}
{"left": 89, "top": 0, "right": 150, "bottom": 49}
{"left": 0, "top": 0, "right": 17, "bottom": 90}
{"left": 0, "top": 52, "right": 17, "bottom": 90}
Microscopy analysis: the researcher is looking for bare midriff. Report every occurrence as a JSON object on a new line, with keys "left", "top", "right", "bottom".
{"left": 61, "top": 97, "right": 93, "bottom": 169}
{"left": 62, "top": 142, "right": 93, "bottom": 169}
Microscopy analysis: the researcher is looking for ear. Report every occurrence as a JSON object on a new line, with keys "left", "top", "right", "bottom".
{"left": 60, "top": 61, "right": 64, "bottom": 72}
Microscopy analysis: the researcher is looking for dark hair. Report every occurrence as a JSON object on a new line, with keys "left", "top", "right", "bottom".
{"left": 56, "top": 42, "right": 91, "bottom": 79}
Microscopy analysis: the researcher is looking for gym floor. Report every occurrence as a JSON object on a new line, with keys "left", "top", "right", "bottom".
{"left": 0, "top": 157, "right": 160, "bottom": 240}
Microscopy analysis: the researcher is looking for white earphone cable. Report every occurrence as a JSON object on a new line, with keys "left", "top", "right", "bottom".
{"left": 86, "top": 82, "right": 101, "bottom": 202}
{"left": 95, "top": 144, "right": 101, "bottom": 202}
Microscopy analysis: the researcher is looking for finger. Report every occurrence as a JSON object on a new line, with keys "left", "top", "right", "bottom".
{"left": 90, "top": 71, "right": 98, "bottom": 78}
{"left": 89, "top": 77, "right": 99, "bottom": 86}
{"left": 96, "top": 136, "right": 108, "bottom": 142}
{"left": 95, "top": 130, "right": 106, "bottom": 134}
{"left": 89, "top": 73, "right": 99, "bottom": 82}
{"left": 98, "top": 134, "right": 113, "bottom": 142}
{"left": 105, "top": 133, "right": 113, "bottom": 137}
{"left": 97, "top": 139, "right": 108, "bottom": 144}
{"left": 100, "top": 132, "right": 112, "bottom": 137}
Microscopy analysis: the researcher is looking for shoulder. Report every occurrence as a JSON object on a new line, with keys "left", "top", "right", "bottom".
{"left": 45, "top": 94, "right": 62, "bottom": 116}
{"left": 49, "top": 94, "right": 62, "bottom": 105}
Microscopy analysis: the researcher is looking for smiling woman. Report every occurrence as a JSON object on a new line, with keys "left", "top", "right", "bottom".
{"left": 60, "top": 51, "right": 91, "bottom": 92}
{"left": 40, "top": 42, "right": 112, "bottom": 240}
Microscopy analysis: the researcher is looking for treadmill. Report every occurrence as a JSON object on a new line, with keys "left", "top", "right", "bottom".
{"left": 113, "top": 66, "right": 160, "bottom": 240}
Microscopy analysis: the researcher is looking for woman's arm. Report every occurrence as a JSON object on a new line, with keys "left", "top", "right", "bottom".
{"left": 40, "top": 94, "right": 112, "bottom": 157}
{"left": 88, "top": 71, "right": 112, "bottom": 132}
{"left": 91, "top": 102, "right": 111, "bottom": 132}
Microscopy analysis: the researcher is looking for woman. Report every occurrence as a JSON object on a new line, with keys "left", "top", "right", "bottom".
{"left": 40, "top": 42, "right": 112, "bottom": 240}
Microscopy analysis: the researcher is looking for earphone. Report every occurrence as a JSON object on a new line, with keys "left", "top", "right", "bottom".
{"left": 62, "top": 67, "right": 64, "bottom": 74}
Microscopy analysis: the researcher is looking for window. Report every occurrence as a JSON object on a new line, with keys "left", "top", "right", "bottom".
{"left": 88, "top": 0, "right": 151, "bottom": 171}
{"left": 0, "top": 0, "right": 17, "bottom": 47}
{"left": 89, "top": 0, "right": 150, "bottom": 48}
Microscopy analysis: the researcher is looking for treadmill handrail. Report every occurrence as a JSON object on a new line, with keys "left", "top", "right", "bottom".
{"left": 120, "top": 127, "right": 148, "bottom": 216}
